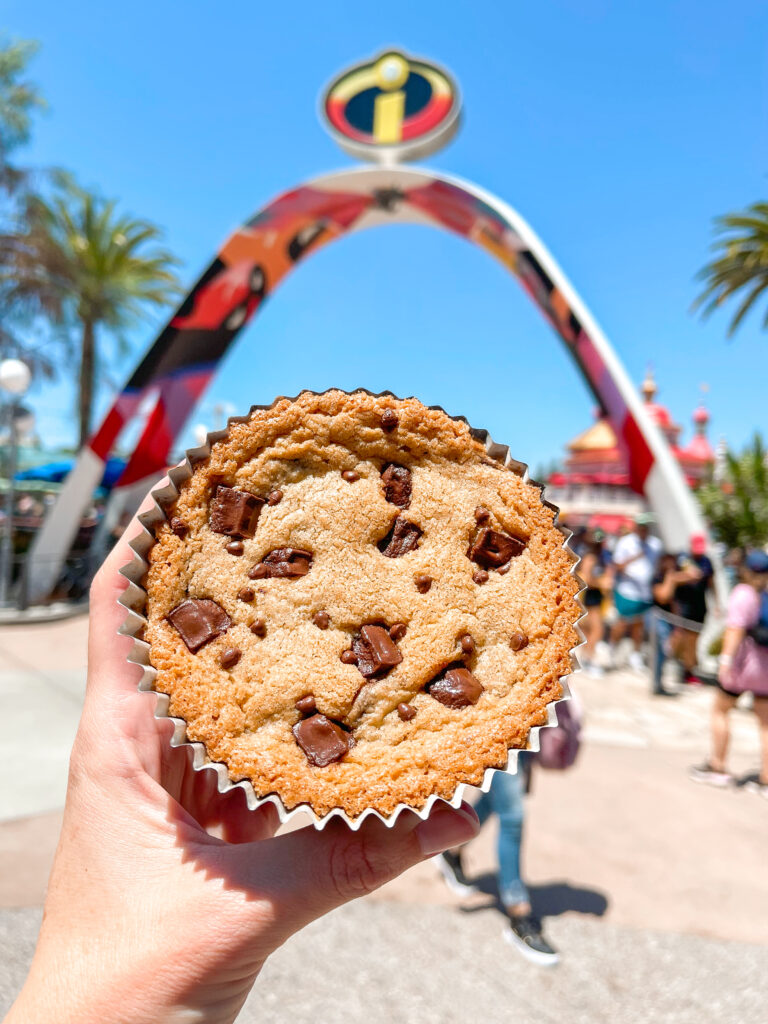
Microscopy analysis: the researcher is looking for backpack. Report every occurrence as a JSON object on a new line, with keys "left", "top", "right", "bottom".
{"left": 748, "top": 590, "right": 768, "bottom": 647}
{"left": 536, "top": 696, "right": 582, "bottom": 771}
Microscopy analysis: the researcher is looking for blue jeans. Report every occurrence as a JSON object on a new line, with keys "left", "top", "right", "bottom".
{"left": 474, "top": 768, "right": 529, "bottom": 908}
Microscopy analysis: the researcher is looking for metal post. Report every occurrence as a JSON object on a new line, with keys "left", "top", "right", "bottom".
{"left": 0, "top": 400, "right": 18, "bottom": 607}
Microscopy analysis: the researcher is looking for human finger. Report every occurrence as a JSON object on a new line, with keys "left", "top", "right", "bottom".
{"left": 223, "top": 801, "right": 479, "bottom": 942}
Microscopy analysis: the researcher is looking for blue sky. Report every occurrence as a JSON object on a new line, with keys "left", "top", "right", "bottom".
{"left": 4, "top": 0, "right": 768, "bottom": 472}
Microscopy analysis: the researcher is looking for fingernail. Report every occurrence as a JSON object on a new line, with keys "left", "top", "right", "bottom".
{"left": 415, "top": 801, "right": 480, "bottom": 856}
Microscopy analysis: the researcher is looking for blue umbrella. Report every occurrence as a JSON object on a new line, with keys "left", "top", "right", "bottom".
{"left": 15, "top": 456, "right": 126, "bottom": 490}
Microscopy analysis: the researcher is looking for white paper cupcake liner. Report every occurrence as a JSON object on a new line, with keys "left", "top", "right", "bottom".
{"left": 118, "top": 388, "right": 584, "bottom": 831}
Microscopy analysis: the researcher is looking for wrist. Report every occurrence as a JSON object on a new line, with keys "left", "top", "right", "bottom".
{"left": 7, "top": 953, "right": 176, "bottom": 1024}
{"left": 8, "top": 980, "right": 186, "bottom": 1024}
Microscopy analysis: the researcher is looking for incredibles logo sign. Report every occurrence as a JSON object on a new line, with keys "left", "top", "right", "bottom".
{"left": 321, "top": 50, "right": 461, "bottom": 163}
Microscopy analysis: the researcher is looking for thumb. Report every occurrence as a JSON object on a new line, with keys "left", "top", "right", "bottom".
{"left": 226, "top": 801, "right": 479, "bottom": 940}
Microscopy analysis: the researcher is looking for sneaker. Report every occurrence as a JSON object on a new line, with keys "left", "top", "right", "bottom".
{"left": 684, "top": 671, "right": 702, "bottom": 686}
{"left": 745, "top": 779, "right": 768, "bottom": 800}
{"left": 435, "top": 850, "right": 475, "bottom": 897}
{"left": 628, "top": 650, "right": 645, "bottom": 672}
{"left": 688, "top": 762, "right": 734, "bottom": 788}
{"left": 503, "top": 914, "right": 560, "bottom": 966}
{"left": 581, "top": 659, "right": 604, "bottom": 678}
{"left": 595, "top": 640, "right": 613, "bottom": 668}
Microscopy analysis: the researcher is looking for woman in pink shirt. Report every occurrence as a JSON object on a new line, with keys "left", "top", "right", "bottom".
{"left": 690, "top": 550, "right": 768, "bottom": 796}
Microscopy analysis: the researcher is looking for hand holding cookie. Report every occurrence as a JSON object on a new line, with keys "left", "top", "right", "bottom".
{"left": 5, "top": 498, "right": 479, "bottom": 1024}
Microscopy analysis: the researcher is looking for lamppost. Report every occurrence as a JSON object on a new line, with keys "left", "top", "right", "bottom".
{"left": 0, "top": 358, "right": 31, "bottom": 607}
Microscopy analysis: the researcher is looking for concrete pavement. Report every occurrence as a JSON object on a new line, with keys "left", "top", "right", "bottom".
{"left": 0, "top": 614, "right": 88, "bottom": 821}
{"left": 1, "top": 902, "right": 765, "bottom": 1024}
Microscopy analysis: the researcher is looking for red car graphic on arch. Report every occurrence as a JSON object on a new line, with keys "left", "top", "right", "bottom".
{"left": 171, "top": 260, "right": 267, "bottom": 332}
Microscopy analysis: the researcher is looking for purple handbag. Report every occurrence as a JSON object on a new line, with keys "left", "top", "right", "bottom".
{"left": 536, "top": 696, "right": 582, "bottom": 771}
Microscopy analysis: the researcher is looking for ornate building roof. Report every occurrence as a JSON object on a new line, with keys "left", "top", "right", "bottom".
{"left": 681, "top": 404, "right": 715, "bottom": 464}
{"left": 552, "top": 371, "right": 714, "bottom": 492}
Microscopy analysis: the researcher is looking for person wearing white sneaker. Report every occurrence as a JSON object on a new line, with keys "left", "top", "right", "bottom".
{"left": 690, "top": 551, "right": 768, "bottom": 794}
{"left": 610, "top": 514, "right": 661, "bottom": 671}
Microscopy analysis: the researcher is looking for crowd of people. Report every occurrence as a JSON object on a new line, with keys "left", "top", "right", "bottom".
{"left": 573, "top": 515, "right": 715, "bottom": 690}
{"left": 572, "top": 515, "right": 768, "bottom": 797}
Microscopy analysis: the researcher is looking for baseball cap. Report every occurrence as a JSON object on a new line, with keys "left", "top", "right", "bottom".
{"left": 634, "top": 512, "right": 654, "bottom": 526}
{"left": 690, "top": 533, "right": 707, "bottom": 555}
{"left": 745, "top": 550, "right": 768, "bottom": 574}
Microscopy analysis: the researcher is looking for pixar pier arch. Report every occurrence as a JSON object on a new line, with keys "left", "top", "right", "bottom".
{"left": 28, "top": 52, "right": 707, "bottom": 600}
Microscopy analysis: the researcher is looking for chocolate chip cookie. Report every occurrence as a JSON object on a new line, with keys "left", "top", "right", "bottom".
{"left": 143, "top": 390, "right": 580, "bottom": 818}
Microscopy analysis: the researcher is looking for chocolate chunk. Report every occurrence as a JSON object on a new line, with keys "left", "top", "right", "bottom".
{"left": 340, "top": 649, "right": 358, "bottom": 665}
{"left": 266, "top": 490, "right": 283, "bottom": 506}
{"left": 313, "top": 611, "right": 330, "bottom": 629}
{"left": 250, "top": 618, "right": 267, "bottom": 637}
{"left": 460, "top": 634, "right": 475, "bottom": 654}
{"left": 293, "top": 714, "right": 351, "bottom": 767}
{"left": 219, "top": 647, "right": 241, "bottom": 669}
{"left": 381, "top": 408, "right": 399, "bottom": 432}
{"left": 428, "top": 666, "right": 484, "bottom": 709}
{"left": 414, "top": 574, "right": 433, "bottom": 594}
{"left": 238, "top": 587, "right": 255, "bottom": 603}
{"left": 249, "top": 547, "right": 313, "bottom": 579}
{"left": 351, "top": 624, "right": 404, "bottom": 678}
{"left": 342, "top": 470, "right": 360, "bottom": 483}
{"left": 389, "top": 622, "right": 407, "bottom": 641}
{"left": 170, "top": 516, "right": 188, "bottom": 537}
{"left": 397, "top": 702, "right": 417, "bottom": 721}
{"left": 295, "top": 695, "right": 317, "bottom": 715}
{"left": 473, "top": 569, "right": 489, "bottom": 585}
{"left": 381, "top": 464, "right": 412, "bottom": 508}
{"left": 509, "top": 632, "right": 529, "bottom": 651}
{"left": 168, "top": 599, "right": 231, "bottom": 653}
{"left": 474, "top": 506, "right": 491, "bottom": 525}
{"left": 378, "top": 517, "right": 422, "bottom": 558}
{"left": 468, "top": 527, "right": 526, "bottom": 569}
{"left": 209, "top": 486, "right": 264, "bottom": 538}
{"left": 226, "top": 540, "right": 244, "bottom": 556}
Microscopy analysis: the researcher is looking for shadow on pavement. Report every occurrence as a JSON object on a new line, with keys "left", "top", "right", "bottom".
{"left": 462, "top": 873, "right": 609, "bottom": 918}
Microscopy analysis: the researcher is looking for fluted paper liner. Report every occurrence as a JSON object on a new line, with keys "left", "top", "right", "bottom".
{"left": 118, "top": 389, "right": 584, "bottom": 831}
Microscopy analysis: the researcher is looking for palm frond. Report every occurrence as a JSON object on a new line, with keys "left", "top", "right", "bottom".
{"left": 693, "top": 200, "right": 768, "bottom": 335}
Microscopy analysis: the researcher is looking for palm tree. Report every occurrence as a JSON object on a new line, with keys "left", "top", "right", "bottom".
{"left": 0, "top": 37, "right": 53, "bottom": 380}
{"left": 0, "top": 180, "right": 182, "bottom": 446}
{"left": 699, "top": 434, "right": 768, "bottom": 550}
{"left": 0, "top": 38, "right": 46, "bottom": 193}
{"left": 693, "top": 202, "right": 768, "bottom": 336}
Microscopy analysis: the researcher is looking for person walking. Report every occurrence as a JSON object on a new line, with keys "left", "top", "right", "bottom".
{"left": 689, "top": 550, "right": 768, "bottom": 795}
{"left": 436, "top": 761, "right": 559, "bottom": 965}
{"left": 671, "top": 533, "right": 715, "bottom": 682}
{"left": 651, "top": 552, "right": 683, "bottom": 696}
{"left": 610, "top": 513, "right": 662, "bottom": 671}
{"left": 579, "top": 532, "right": 611, "bottom": 677}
